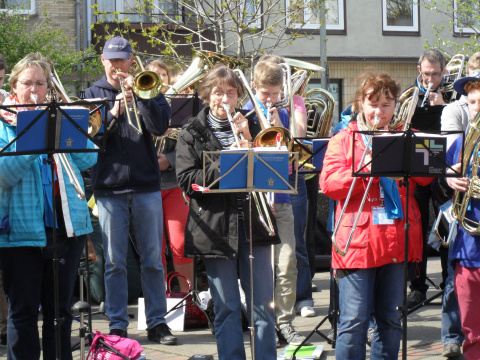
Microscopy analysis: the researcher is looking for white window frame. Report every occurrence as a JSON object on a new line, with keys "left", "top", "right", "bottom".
{"left": 96, "top": 0, "right": 180, "bottom": 22}
{"left": 0, "top": 0, "right": 35, "bottom": 14}
{"left": 244, "top": 0, "right": 262, "bottom": 29}
{"left": 285, "top": 0, "right": 344, "bottom": 31}
{"left": 382, "top": 0, "right": 419, "bottom": 33}
{"left": 453, "top": 0, "right": 480, "bottom": 34}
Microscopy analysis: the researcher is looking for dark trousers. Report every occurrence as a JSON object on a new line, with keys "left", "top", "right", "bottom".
{"left": 0, "top": 232, "right": 85, "bottom": 360}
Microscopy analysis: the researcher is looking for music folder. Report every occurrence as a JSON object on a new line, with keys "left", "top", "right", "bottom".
{"left": 16, "top": 107, "right": 89, "bottom": 152}
{"left": 219, "top": 148, "right": 291, "bottom": 191}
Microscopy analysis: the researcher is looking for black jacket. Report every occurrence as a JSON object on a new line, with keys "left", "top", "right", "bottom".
{"left": 84, "top": 76, "right": 171, "bottom": 196}
{"left": 176, "top": 107, "right": 279, "bottom": 259}
{"left": 408, "top": 78, "right": 450, "bottom": 131}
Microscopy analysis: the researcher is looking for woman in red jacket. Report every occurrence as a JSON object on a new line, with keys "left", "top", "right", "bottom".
{"left": 320, "top": 73, "right": 433, "bottom": 359}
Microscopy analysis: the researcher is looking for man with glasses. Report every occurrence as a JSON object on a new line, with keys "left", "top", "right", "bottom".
{"left": 407, "top": 49, "right": 450, "bottom": 309}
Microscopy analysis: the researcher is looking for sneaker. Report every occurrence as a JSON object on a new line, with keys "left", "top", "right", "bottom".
{"left": 407, "top": 290, "right": 427, "bottom": 308}
{"left": 147, "top": 323, "right": 177, "bottom": 345}
{"left": 109, "top": 329, "right": 128, "bottom": 338}
{"left": 277, "top": 325, "right": 310, "bottom": 346}
{"left": 442, "top": 343, "right": 461, "bottom": 357}
{"left": 300, "top": 306, "right": 315, "bottom": 318}
{"left": 312, "top": 283, "right": 318, "bottom": 292}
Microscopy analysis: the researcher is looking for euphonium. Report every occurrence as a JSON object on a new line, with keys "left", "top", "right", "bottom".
{"left": 389, "top": 87, "right": 419, "bottom": 131}
{"left": 452, "top": 110, "right": 480, "bottom": 235}
{"left": 304, "top": 88, "right": 335, "bottom": 138}
{"left": 442, "top": 54, "right": 466, "bottom": 102}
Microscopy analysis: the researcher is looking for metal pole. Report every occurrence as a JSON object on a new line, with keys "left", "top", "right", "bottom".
{"left": 319, "top": 5, "right": 327, "bottom": 90}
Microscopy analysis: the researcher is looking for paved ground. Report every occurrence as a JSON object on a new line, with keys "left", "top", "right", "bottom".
{"left": 0, "top": 256, "right": 462, "bottom": 359}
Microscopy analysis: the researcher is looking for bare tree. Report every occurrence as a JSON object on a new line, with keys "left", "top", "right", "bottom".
{"left": 423, "top": 0, "right": 480, "bottom": 57}
{"left": 92, "top": 0, "right": 324, "bottom": 64}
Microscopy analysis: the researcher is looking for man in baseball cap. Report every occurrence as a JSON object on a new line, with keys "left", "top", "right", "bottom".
{"left": 103, "top": 37, "right": 133, "bottom": 60}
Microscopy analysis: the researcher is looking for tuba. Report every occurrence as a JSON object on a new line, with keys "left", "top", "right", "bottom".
{"left": 164, "top": 50, "right": 249, "bottom": 100}
{"left": 452, "top": 110, "right": 480, "bottom": 235}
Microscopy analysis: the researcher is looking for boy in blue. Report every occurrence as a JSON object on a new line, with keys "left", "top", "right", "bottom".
{"left": 441, "top": 71, "right": 480, "bottom": 360}
{"left": 243, "top": 61, "right": 307, "bottom": 345}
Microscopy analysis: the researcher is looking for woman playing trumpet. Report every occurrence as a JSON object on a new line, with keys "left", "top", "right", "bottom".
{"left": 176, "top": 64, "right": 278, "bottom": 360}
{"left": 319, "top": 73, "right": 433, "bottom": 359}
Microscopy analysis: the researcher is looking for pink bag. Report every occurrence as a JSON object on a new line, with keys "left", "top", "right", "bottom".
{"left": 86, "top": 331, "right": 143, "bottom": 360}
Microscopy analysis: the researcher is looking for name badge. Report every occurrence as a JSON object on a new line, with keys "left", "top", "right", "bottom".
{"left": 372, "top": 206, "right": 394, "bottom": 225}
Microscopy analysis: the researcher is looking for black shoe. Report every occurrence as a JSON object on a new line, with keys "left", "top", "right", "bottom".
{"left": 109, "top": 329, "right": 128, "bottom": 338}
{"left": 407, "top": 290, "right": 427, "bottom": 308}
{"left": 147, "top": 323, "right": 177, "bottom": 345}
{"left": 0, "top": 334, "right": 6, "bottom": 346}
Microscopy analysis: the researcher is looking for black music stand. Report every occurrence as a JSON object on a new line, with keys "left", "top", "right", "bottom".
{"left": 0, "top": 98, "right": 106, "bottom": 360}
{"left": 355, "top": 128, "right": 462, "bottom": 360}
{"left": 201, "top": 147, "right": 298, "bottom": 360}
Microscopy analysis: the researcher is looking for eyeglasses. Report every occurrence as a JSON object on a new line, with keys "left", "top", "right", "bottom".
{"left": 18, "top": 81, "right": 47, "bottom": 88}
{"left": 211, "top": 91, "right": 238, "bottom": 99}
{"left": 420, "top": 71, "right": 443, "bottom": 79}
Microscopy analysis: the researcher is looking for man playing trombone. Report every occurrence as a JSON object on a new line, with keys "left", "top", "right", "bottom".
{"left": 84, "top": 37, "right": 177, "bottom": 344}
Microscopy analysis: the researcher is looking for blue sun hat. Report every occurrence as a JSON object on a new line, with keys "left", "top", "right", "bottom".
{"left": 103, "top": 37, "right": 132, "bottom": 60}
{"left": 453, "top": 69, "right": 480, "bottom": 96}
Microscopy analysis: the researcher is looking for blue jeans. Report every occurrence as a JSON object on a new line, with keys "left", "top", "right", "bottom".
{"left": 97, "top": 192, "right": 167, "bottom": 331}
{"left": 289, "top": 175, "right": 313, "bottom": 310}
{"left": 336, "top": 263, "right": 403, "bottom": 360}
{"left": 0, "top": 232, "right": 85, "bottom": 360}
{"left": 441, "top": 236, "right": 464, "bottom": 346}
{"left": 204, "top": 222, "right": 276, "bottom": 360}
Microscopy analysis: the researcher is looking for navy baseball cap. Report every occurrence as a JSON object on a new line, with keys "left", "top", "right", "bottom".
{"left": 103, "top": 37, "right": 132, "bottom": 60}
{"left": 453, "top": 69, "right": 480, "bottom": 96}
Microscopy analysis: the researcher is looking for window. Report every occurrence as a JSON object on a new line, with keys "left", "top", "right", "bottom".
{"left": 453, "top": 0, "right": 480, "bottom": 35}
{"left": 96, "top": 0, "right": 179, "bottom": 23}
{"left": 0, "top": 0, "right": 35, "bottom": 14}
{"left": 242, "top": 0, "right": 262, "bottom": 29}
{"left": 382, "top": 0, "right": 419, "bottom": 34}
{"left": 286, "top": 0, "right": 345, "bottom": 33}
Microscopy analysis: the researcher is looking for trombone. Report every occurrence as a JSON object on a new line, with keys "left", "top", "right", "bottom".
{"left": 331, "top": 116, "right": 381, "bottom": 256}
{"left": 117, "top": 56, "right": 163, "bottom": 134}
{"left": 224, "top": 103, "right": 276, "bottom": 237}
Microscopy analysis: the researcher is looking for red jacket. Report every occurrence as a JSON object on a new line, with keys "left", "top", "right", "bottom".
{"left": 319, "top": 122, "right": 434, "bottom": 269}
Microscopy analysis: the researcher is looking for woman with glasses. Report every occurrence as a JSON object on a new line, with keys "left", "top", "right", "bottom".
{"left": 176, "top": 64, "right": 278, "bottom": 360}
{"left": 0, "top": 52, "right": 97, "bottom": 359}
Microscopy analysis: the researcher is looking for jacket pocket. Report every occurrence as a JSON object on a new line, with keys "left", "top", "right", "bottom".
{"left": 338, "top": 212, "right": 370, "bottom": 250}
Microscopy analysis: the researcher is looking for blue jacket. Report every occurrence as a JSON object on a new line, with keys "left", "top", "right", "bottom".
{"left": 0, "top": 121, "right": 97, "bottom": 248}
{"left": 84, "top": 76, "right": 171, "bottom": 196}
{"left": 448, "top": 137, "right": 480, "bottom": 268}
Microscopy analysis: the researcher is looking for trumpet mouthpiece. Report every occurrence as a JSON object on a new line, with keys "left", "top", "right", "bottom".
{"left": 223, "top": 104, "right": 230, "bottom": 112}
{"left": 31, "top": 94, "right": 38, "bottom": 103}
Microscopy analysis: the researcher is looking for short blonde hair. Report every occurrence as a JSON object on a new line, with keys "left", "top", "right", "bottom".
{"left": 253, "top": 61, "right": 283, "bottom": 88}
{"left": 467, "top": 52, "right": 480, "bottom": 73}
{"left": 258, "top": 54, "right": 285, "bottom": 65}
{"left": 9, "top": 52, "right": 53, "bottom": 93}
